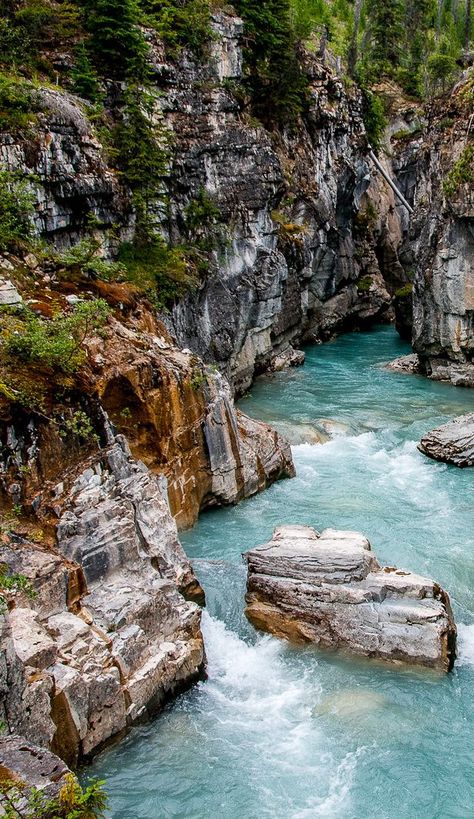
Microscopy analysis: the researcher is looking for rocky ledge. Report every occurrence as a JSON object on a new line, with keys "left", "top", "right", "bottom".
{"left": 244, "top": 525, "right": 456, "bottom": 671}
{"left": 0, "top": 735, "right": 71, "bottom": 804}
{"left": 418, "top": 413, "right": 474, "bottom": 467}
{"left": 0, "top": 435, "right": 205, "bottom": 767}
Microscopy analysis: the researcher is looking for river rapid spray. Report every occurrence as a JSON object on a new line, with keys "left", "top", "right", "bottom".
{"left": 88, "top": 326, "right": 474, "bottom": 819}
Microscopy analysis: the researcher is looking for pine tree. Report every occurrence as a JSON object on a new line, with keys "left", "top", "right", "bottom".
{"left": 364, "top": 0, "right": 405, "bottom": 74}
{"left": 80, "top": 0, "right": 148, "bottom": 77}
{"left": 234, "top": 0, "right": 308, "bottom": 127}
{"left": 464, "top": 0, "right": 472, "bottom": 48}
{"left": 71, "top": 42, "right": 100, "bottom": 101}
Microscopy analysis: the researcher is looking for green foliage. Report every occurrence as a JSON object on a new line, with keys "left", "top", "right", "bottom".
{"left": 426, "top": 50, "right": 457, "bottom": 91}
{"left": 0, "top": 171, "right": 35, "bottom": 251}
{"left": 234, "top": 0, "right": 309, "bottom": 128}
{"left": 58, "top": 410, "right": 99, "bottom": 443}
{"left": 443, "top": 145, "right": 474, "bottom": 199}
{"left": 2, "top": 300, "right": 110, "bottom": 374}
{"left": 116, "top": 238, "right": 198, "bottom": 308}
{"left": 0, "top": 567, "right": 36, "bottom": 615}
{"left": 184, "top": 188, "right": 226, "bottom": 252}
{"left": 141, "top": 0, "right": 214, "bottom": 56}
{"left": 190, "top": 367, "right": 206, "bottom": 391}
{"left": 111, "top": 85, "right": 170, "bottom": 242}
{"left": 394, "top": 283, "right": 413, "bottom": 298}
{"left": 289, "top": 0, "right": 472, "bottom": 99}
{"left": 53, "top": 237, "right": 125, "bottom": 280}
{"left": 0, "top": 73, "right": 37, "bottom": 131}
{"left": 0, "top": 773, "right": 107, "bottom": 818}
{"left": 184, "top": 188, "right": 221, "bottom": 232}
{"left": 71, "top": 43, "right": 101, "bottom": 102}
{"left": 0, "top": 0, "right": 81, "bottom": 72}
{"left": 361, "top": 90, "right": 387, "bottom": 153}
{"left": 356, "top": 275, "right": 373, "bottom": 293}
{"left": 81, "top": 0, "right": 148, "bottom": 78}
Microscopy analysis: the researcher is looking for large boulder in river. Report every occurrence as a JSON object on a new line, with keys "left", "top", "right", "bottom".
{"left": 418, "top": 413, "right": 474, "bottom": 467}
{"left": 244, "top": 525, "right": 456, "bottom": 671}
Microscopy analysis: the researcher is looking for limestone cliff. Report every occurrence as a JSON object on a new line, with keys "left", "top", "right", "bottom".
{"left": 392, "top": 77, "right": 474, "bottom": 386}
{"left": 0, "top": 11, "right": 404, "bottom": 396}
{"left": 0, "top": 293, "right": 293, "bottom": 763}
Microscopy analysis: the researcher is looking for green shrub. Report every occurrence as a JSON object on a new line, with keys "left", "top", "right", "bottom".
{"left": 356, "top": 275, "right": 373, "bottom": 293}
{"left": 0, "top": 171, "right": 35, "bottom": 251}
{"left": 142, "top": 0, "right": 215, "bottom": 56}
{"left": 0, "top": 73, "right": 37, "bottom": 132}
{"left": 0, "top": 774, "right": 107, "bottom": 818}
{"left": 394, "top": 283, "right": 413, "bottom": 298}
{"left": 53, "top": 237, "right": 126, "bottom": 280}
{"left": 0, "top": 567, "right": 36, "bottom": 614}
{"left": 443, "top": 145, "right": 474, "bottom": 199}
{"left": 117, "top": 238, "right": 198, "bottom": 309}
{"left": 58, "top": 409, "right": 99, "bottom": 444}
{"left": 362, "top": 90, "right": 387, "bottom": 153}
{"left": 2, "top": 300, "right": 110, "bottom": 373}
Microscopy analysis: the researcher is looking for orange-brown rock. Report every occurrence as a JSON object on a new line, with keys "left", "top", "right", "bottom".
{"left": 85, "top": 307, "right": 295, "bottom": 529}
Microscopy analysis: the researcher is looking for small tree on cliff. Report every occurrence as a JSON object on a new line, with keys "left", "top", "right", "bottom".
{"left": 79, "top": 0, "right": 148, "bottom": 77}
{"left": 234, "top": 0, "right": 308, "bottom": 128}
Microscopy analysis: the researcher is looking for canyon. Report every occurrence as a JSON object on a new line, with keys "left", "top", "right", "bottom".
{"left": 0, "top": 6, "right": 472, "bottom": 807}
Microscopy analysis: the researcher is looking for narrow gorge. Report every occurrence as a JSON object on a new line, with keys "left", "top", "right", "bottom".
{"left": 0, "top": 1, "right": 472, "bottom": 817}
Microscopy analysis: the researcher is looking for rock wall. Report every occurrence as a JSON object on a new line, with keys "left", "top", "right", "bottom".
{"left": 0, "top": 302, "right": 293, "bottom": 764}
{"left": 393, "top": 79, "right": 474, "bottom": 386}
{"left": 161, "top": 14, "right": 398, "bottom": 393}
{"left": 0, "top": 11, "right": 404, "bottom": 398}
{"left": 0, "top": 435, "right": 205, "bottom": 767}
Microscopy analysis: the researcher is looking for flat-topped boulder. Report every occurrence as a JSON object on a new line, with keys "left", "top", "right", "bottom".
{"left": 244, "top": 525, "right": 456, "bottom": 671}
{"left": 418, "top": 414, "right": 474, "bottom": 467}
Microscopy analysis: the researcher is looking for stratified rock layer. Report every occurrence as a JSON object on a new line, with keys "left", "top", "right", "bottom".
{"left": 418, "top": 413, "right": 474, "bottom": 467}
{"left": 0, "top": 437, "right": 205, "bottom": 767}
{"left": 245, "top": 525, "right": 456, "bottom": 671}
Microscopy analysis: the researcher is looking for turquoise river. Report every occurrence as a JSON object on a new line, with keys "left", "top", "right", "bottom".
{"left": 88, "top": 326, "right": 474, "bottom": 818}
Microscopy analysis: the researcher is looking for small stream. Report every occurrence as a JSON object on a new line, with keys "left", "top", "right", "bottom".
{"left": 88, "top": 327, "right": 474, "bottom": 818}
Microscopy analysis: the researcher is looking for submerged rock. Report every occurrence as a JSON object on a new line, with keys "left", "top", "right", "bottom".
{"left": 385, "top": 353, "right": 422, "bottom": 375}
{"left": 244, "top": 525, "right": 456, "bottom": 671}
{"left": 418, "top": 413, "right": 474, "bottom": 467}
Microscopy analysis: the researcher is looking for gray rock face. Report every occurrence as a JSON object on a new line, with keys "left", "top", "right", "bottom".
{"left": 0, "top": 12, "right": 399, "bottom": 397}
{"left": 245, "top": 525, "right": 456, "bottom": 671}
{"left": 0, "top": 735, "right": 71, "bottom": 802}
{"left": 162, "top": 17, "right": 395, "bottom": 392}
{"left": 0, "top": 436, "right": 205, "bottom": 766}
{"left": 394, "top": 85, "right": 474, "bottom": 387}
{"left": 0, "top": 279, "right": 22, "bottom": 306}
{"left": 418, "top": 413, "right": 474, "bottom": 467}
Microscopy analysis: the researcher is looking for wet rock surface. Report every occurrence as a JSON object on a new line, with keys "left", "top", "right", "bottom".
{"left": 245, "top": 525, "right": 456, "bottom": 671}
{"left": 418, "top": 413, "right": 474, "bottom": 467}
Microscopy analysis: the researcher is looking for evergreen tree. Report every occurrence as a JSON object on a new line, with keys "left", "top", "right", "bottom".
{"left": 80, "top": 0, "right": 148, "bottom": 77}
{"left": 464, "top": 0, "right": 472, "bottom": 48}
{"left": 364, "top": 0, "right": 405, "bottom": 74}
{"left": 71, "top": 42, "right": 101, "bottom": 101}
{"left": 234, "top": 0, "right": 308, "bottom": 127}
{"left": 112, "top": 84, "right": 169, "bottom": 242}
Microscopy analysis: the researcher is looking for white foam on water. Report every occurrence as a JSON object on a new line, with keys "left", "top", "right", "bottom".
{"left": 291, "top": 746, "right": 367, "bottom": 818}
{"left": 199, "top": 612, "right": 365, "bottom": 818}
{"left": 455, "top": 624, "right": 474, "bottom": 666}
{"left": 201, "top": 611, "right": 317, "bottom": 726}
